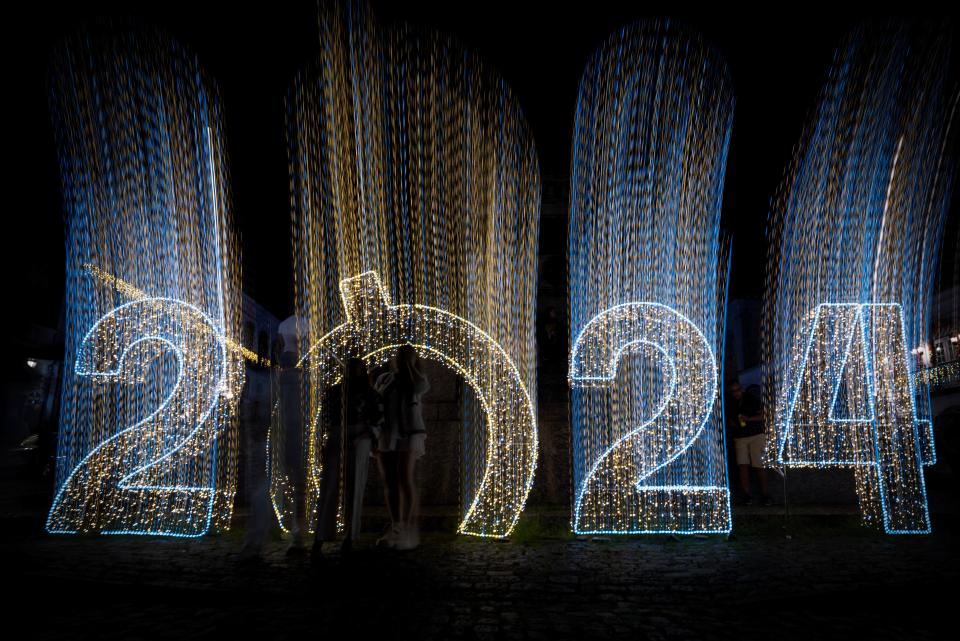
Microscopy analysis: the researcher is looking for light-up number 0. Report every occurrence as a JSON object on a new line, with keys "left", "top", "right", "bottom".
{"left": 272, "top": 271, "right": 538, "bottom": 539}
{"left": 46, "top": 298, "right": 228, "bottom": 536}
{"left": 570, "top": 303, "right": 729, "bottom": 534}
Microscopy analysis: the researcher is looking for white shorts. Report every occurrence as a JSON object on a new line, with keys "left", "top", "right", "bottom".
{"left": 735, "top": 433, "right": 766, "bottom": 468}
{"left": 395, "top": 432, "right": 426, "bottom": 459}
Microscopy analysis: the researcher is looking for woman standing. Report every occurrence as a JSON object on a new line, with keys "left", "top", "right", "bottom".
{"left": 374, "top": 344, "right": 430, "bottom": 550}
{"left": 313, "top": 358, "right": 381, "bottom": 558}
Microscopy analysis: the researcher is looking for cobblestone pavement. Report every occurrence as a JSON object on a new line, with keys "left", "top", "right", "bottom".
{"left": 6, "top": 509, "right": 958, "bottom": 641}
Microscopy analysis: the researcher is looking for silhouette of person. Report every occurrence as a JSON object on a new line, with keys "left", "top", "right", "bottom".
{"left": 313, "top": 358, "right": 382, "bottom": 558}
{"left": 727, "top": 381, "right": 772, "bottom": 506}
{"left": 374, "top": 344, "right": 429, "bottom": 550}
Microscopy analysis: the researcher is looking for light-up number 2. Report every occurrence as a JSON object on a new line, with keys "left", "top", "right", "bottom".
{"left": 570, "top": 303, "right": 730, "bottom": 534}
{"left": 46, "top": 298, "right": 228, "bottom": 536}
{"left": 778, "top": 303, "right": 932, "bottom": 533}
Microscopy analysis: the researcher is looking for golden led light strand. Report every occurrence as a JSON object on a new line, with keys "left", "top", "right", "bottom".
{"left": 46, "top": 26, "right": 244, "bottom": 537}
{"left": 274, "top": 1, "right": 540, "bottom": 538}
{"left": 83, "top": 263, "right": 267, "bottom": 367}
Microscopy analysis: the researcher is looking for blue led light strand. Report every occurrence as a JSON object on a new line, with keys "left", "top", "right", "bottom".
{"left": 568, "top": 20, "right": 734, "bottom": 534}
{"left": 763, "top": 23, "right": 955, "bottom": 534}
{"left": 46, "top": 26, "right": 244, "bottom": 536}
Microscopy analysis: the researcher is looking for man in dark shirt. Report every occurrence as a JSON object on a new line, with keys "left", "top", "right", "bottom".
{"left": 728, "top": 382, "right": 772, "bottom": 506}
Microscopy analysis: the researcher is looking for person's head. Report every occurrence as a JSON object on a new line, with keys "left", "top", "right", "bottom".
{"left": 346, "top": 357, "right": 368, "bottom": 383}
{"left": 278, "top": 346, "right": 297, "bottom": 369}
{"left": 729, "top": 381, "right": 743, "bottom": 401}
{"left": 397, "top": 344, "right": 419, "bottom": 370}
{"left": 395, "top": 344, "right": 420, "bottom": 387}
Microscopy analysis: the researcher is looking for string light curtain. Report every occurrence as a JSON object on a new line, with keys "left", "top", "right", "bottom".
{"left": 569, "top": 21, "right": 734, "bottom": 534}
{"left": 764, "top": 23, "right": 956, "bottom": 534}
{"left": 276, "top": 1, "right": 540, "bottom": 538}
{"left": 46, "top": 26, "right": 244, "bottom": 537}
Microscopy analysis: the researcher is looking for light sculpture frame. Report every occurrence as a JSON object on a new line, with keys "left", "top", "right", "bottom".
{"left": 568, "top": 20, "right": 734, "bottom": 535}
{"left": 46, "top": 27, "right": 244, "bottom": 537}
{"left": 268, "top": 272, "right": 536, "bottom": 537}
{"left": 275, "top": 0, "right": 540, "bottom": 538}
{"left": 764, "top": 23, "right": 956, "bottom": 533}
{"left": 779, "top": 303, "right": 932, "bottom": 533}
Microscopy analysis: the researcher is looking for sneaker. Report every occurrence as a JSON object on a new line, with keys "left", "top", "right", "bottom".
{"left": 286, "top": 530, "right": 309, "bottom": 556}
{"left": 761, "top": 495, "right": 774, "bottom": 507}
{"left": 236, "top": 550, "right": 264, "bottom": 567}
{"left": 741, "top": 495, "right": 755, "bottom": 507}
{"left": 395, "top": 523, "right": 419, "bottom": 551}
{"left": 309, "top": 545, "right": 326, "bottom": 569}
{"left": 376, "top": 524, "right": 401, "bottom": 548}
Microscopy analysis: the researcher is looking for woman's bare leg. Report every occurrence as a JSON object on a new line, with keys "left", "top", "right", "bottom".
{"left": 377, "top": 451, "right": 400, "bottom": 526}
{"left": 398, "top": 450, "right": 419, "bottom": 529}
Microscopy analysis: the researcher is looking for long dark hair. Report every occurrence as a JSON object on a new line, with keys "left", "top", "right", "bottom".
{"left": 395, "top": 344, "right": 421, "bottom": 393}
{"left": 345, "top": 357, "right": 371, "bottom": 396}
{"left": 339, "top": 358, "right": 372, "bottom": 435}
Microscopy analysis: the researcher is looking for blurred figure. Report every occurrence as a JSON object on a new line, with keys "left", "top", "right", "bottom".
{"left": 238, "top": 335, "right": 283, "bottom": 564}
{"left": 238, "top": 400, "right": 271, "bottom": 563}
{"left": 277, "top": 317, "right": 309, "bottom": 556}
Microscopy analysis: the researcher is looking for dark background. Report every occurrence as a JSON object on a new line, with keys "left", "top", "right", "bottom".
{"left": 6, "top": 2, "right": 958, "bottom": 335}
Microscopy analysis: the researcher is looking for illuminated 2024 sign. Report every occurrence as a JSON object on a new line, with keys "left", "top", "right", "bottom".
{"left": 47, "top": 18, "right": 948, "bottom": 540}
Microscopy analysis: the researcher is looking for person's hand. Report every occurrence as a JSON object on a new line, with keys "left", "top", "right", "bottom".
{"left": 374, "top": 371, "right": 394, "bottom": 394}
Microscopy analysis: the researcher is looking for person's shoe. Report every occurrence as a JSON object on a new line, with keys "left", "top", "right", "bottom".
{"left": 310, "top": 545, "right": 325, "bottom": 568}
{"left": 376, "top": 524, "right": 401, "bottom": 548}
{"left": 286, "top": 542, "right": 309, "bottom": 557}
{"left": 761, "top": 495, "right": 774, "bottom": 507}
{"left": 236, "top": 548, "right": 264, "bottom": 567}
{"left": 286, "top": 530, "right": 309, "bottom": 556}
{"left": 395, "top": 523, "right": 419, "bottom": 551}
{"left": 741, "top": 495, "right": 755, "bottom": 507}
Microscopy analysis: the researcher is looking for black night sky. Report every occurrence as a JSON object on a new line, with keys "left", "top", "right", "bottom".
{"left": 8, "top": 3, "right": 958, "bottom": 332}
